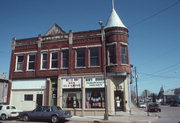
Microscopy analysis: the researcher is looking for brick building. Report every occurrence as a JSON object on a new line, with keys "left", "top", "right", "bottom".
{"left": 9, "top": 1, "right": 131, "bottom": 116}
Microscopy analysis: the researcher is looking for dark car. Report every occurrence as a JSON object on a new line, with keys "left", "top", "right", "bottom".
{"left": 147, "top": 103, "right": 161, "bottom": 112}
{"left": 170, "top": 102, "right": 179, "bottom": 107}
{"left": 18, "top": 106, "right": 71, "bottom": 123}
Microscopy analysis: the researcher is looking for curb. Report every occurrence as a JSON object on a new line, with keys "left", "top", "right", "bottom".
{"left": 69, "top": 114, "right": 160, "bottom": 123}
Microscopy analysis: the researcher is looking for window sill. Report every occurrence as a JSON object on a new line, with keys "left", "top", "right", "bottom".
{"left": 107, "top": 64, "right": 118, "bottom": 67}
{"left": 26, "top": 70, "right": 35, "bottom": 72}
{"left": 121, "top": 64, "right": 129, "bottom": 66}
{"left": 88, "top": 66, "right": 100, "bottom": 68}
{"left": 60, "top": 67, "right": 68, "bottom": 70}
{"left": 14, "top": 70, "right": 23, "bottom": 72}
{"left": 40, "top": 69, "right": 48, "bottom": 71}
{"left": 75, "top": 67, "right": 86, "bottom": 69}
{"left": 49, "top": 68, "right": 59, "bottom": 70}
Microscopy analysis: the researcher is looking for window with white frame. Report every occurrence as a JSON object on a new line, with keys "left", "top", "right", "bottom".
{"left": 27, "top": 54, "right": 36, "bottom": 70}
{"left": 121, "top": 45, "right": 128, "bottom": 64}
{"left": 108, "top": 45, "right": 116, "bottom": 65}
{"left": 41, "top": 52, "right": 48, "bottom": 69}
{"left": 16, "top": 55, "right": 24, "bottom": 71}
{"left": 62, "top": 50, "right": 68, "bottom": 68}
{"left": 76, "top": 48, "right": 85, "bottom": 67}
{"left": 50, "top": 52, "right": 58, "bottom": 69}
{"left": 90, "top": 47, "right": 99, "bottom": 66}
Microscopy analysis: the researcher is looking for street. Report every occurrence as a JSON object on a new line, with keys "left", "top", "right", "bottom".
{"left": 0, "top": 105, "right": 180, "bottom": 123}
{"left": 0, "top": 119, "right": 91, "bottom": 123}
{"left": 152, "top": 105, "right": 180, "bottom": 123}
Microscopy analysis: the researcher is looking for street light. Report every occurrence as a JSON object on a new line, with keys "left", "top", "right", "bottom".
{"left": 98, "top": 21, "right": 108, "bottom": 120}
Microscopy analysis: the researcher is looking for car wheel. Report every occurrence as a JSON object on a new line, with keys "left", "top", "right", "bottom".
{"left": 1, "top": 114, "right": 6, "bottom": 120}
{"left": 23, "top": 115, "right": 29, "bottom": 122}
{"left": 51, "top": 115, "right": 59, "bottom": 123}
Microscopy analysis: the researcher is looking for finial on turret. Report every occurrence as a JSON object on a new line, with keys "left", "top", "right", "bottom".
{"left": 112, "top": 0, "right": 115, "bottom": 10}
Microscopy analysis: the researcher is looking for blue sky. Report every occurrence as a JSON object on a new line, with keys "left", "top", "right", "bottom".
{"left": 0, "top": 0, "right": 180, "bottom": 94}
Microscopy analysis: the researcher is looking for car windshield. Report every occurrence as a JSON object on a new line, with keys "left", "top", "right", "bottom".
{"left": 0, "top": 106, "right": 2, "bottom": 110}
{"left": 139, "top": 102, "right": 145, "bottom": 105}
{"left": 35, "top": 106, "right": 43, "bottom": 112}
{"left": 12, "top": 106, "right": 16, "bottom": 109}
{"left": 56, "top": 106, "right": 62, "bottom": 110}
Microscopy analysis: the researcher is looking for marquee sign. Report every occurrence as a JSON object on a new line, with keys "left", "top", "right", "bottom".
{"left": 86, "top": 77, "right": 104, "bottom": 88}
{"left": 62, "top": 78, "right": 81, "bottom": 89}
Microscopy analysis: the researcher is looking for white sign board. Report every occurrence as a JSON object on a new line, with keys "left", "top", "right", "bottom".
{"left": 62, "top": 78, "right": 81, "bottom": 88}
{"left": 12, "top": 79, "right": 46, "bottom": 90}
{"left": 86, "top": 77, "right": 104, "bottom": 88}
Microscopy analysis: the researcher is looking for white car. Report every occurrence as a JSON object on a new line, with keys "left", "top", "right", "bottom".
{"left": 0, "top": 105, "right": 22, "bottom": 120}
{"left": 138, "top": 102, "right": 147, "bottom": 108}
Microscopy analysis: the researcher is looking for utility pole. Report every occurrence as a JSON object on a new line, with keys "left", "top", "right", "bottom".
{"left": 99, "top": 21, "right": 108, "bottom": 120}
{"left": 134, "top": 67, "right": 139, "bottom": 107}
{"left": 145, "top": 90, "right": 149, "bottom": 116}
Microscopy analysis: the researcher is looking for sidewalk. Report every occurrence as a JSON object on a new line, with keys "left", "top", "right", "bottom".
{"left": 69, "top": 105, "right": 160, "bottom": 123}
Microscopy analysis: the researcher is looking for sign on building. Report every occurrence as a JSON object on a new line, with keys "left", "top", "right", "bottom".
{"left": 86, "top": 77, "right": 104, "bottom": 88}
{"left": 62, "top": 78, "right": 81, "bottom": 88}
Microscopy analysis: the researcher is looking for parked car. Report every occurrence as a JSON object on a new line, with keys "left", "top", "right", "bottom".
{"left": 138, "top": 102, "right": 146, "bottom": 108}
{"left": 147, "top": 103, "right": 161, "bottom": 112}
{"left": 18, "top": 106, "right": 72, "bottom": 123}
{"left": 0, "top": 104, "right": 22, "bottom": 120}
{"left": 170, "top": 101, "right": 179, "bottom": 107}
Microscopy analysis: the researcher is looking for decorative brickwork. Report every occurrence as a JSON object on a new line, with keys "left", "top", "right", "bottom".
{"left": 10, "top": 27, "right": 130, "bottom": 80}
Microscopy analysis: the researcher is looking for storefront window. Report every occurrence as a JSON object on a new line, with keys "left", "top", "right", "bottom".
{"left": 62, "top": 78, "right": 82, "bottom": 108}
{"left": 85, "top": 77, "right": 105, "bottom": 108}
{"left": 62, "top": 90, "right": 82, "bottom": 108}
{"left": 86, "top": 89, "right": 105, "bottom": 108}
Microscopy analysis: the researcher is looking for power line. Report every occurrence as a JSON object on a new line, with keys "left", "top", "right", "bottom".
{"left": 128, "top": 0, "right": 180, "bottom": 28}
{"left": 139, "top": 72, "right": 180, "bottom": 79}
{"left": 138, "top": 61, "right": 180, "bottom": 80}
{"left": 153, "top": 62, "right": 180, "bottom": 74}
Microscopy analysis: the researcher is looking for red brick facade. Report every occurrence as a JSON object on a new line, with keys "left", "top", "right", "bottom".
{"left": 9, "top": 27, "right": 130, "bottom": 80}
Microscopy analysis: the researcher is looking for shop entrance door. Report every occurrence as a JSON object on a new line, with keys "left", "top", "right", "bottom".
{"left": 36, "top": 94, "right": 43, "bottom": 106}
{"left": 114, "top": 91, "right": 124, "bottom": 111}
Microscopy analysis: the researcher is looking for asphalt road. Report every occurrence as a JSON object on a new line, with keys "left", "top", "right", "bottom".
{"left": 0, "top": 105, "right": 180, "bottom": 123}
{"left": 152, "top": 105, "right": 180, "bottom": 123}
{"left": 0, "top": 119, "right": 90, "bottom": 123}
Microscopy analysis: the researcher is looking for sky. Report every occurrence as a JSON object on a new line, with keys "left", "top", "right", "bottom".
{"left": 0, "top": 0, "right": 180, "bottom": 95}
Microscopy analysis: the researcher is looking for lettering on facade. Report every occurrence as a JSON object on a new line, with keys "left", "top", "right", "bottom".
{"left": 86, "top": 77, "right": 104, "bottom": 88}
{"left": 62, "top": 78, "right": 81, "bottom": 88}
{"left": 42, "top": 35, "right": 68, "bottom": 41}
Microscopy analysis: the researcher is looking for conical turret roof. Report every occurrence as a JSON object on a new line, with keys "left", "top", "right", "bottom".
{"left": 105, "top": 0, "right": 127, "bottom": 29}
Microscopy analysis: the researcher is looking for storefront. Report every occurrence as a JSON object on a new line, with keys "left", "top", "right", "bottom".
{"left": 10, "top": 79, "right": 46, "bottom": 111}
{"left": 56, "top": 74, "right": 131, "bottom": 116}
{"left": 58, "top": 76, "right": 106, "bottom": 115}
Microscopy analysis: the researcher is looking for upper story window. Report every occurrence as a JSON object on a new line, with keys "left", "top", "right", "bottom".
{"left": 62, "top": 50, "right": 68, "bottom": 68}
{"left": 121, "top": 45, "right": 128, "bottom": 64}
{"left": 108, "top": 45, "right": 116, "bottom": 65}
{"left": 90, "top": 47, "right": 99, "bottom": 66}
{"left": 16, "top": 55, "right": 24, "bottom": 71}
{"left": 50, "top": 52, "right": 58, "bottom": 69}
{"left": 27, "top": 54, "right": 36, "bottom": 70}
{"left": 41, "top": 52, "right": 48, "bottom": 70}
{"left": 76, "top": 48, "right": 85, "bottom": 67}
